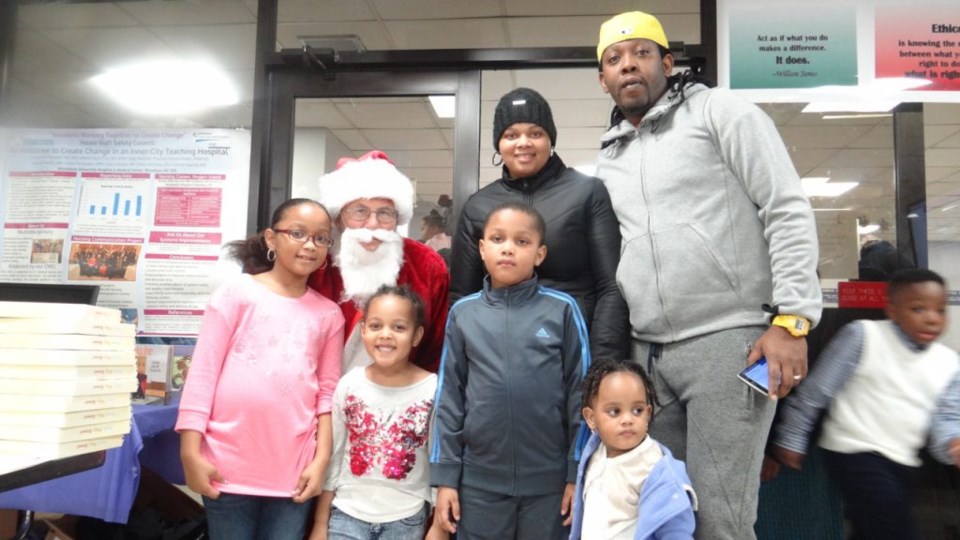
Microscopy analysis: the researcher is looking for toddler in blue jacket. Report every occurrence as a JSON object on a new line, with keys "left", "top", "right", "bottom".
{"left": 570, "top": 358, "right": 696, "bottom": 540}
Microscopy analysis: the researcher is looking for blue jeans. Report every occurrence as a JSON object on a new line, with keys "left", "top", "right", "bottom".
{"left": 203, "top": 493, "right": 311, "bottom": 540}
{"left": 327, "top": 503, "right": 428, "bottom": 540}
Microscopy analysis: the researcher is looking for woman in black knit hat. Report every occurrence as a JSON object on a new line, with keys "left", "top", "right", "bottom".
{"left": 449, "top": 87, "right": 629, "bottom": 362}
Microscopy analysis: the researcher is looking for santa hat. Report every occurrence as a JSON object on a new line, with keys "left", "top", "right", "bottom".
{"left": 318, "top": 150, "right": 414, "bottom": 226}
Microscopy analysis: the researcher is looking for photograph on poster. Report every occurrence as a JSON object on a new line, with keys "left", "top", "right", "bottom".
{"left": 29, "top": 239, "right": 63, "bottom": 264}
{"left": 67, "top": 243, "right": 141, "bottom": 281}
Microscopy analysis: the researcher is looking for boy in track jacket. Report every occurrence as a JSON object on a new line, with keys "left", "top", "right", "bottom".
{"left": 430, "top": 202, "right": 590, "bottom": 540}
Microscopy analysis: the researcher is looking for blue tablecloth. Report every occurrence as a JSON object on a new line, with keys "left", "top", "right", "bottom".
{"left": 0, "top": 397, "right": 183, "bottom": 524}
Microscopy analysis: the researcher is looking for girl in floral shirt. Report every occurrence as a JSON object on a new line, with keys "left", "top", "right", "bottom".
{"left": 311, "top": 286, "right": 444, "bottom": 540}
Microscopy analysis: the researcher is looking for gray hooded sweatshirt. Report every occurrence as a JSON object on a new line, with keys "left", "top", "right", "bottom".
{"left": 597, "top": 83, "right": 822, "bottom": 343}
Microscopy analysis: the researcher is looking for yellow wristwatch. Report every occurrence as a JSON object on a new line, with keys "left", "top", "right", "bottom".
{"left": 771, "top": 315, "right": 811, "bottom": 337}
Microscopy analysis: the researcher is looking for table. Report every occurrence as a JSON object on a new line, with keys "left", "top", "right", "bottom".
{"left": 0, "top": 397, "right": 182, "bottom": 524}
{"left": 0, "top": 452, "right": 105, "bottom": 494}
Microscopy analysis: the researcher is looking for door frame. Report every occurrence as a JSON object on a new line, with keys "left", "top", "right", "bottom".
{"left": 248, "top": 46, "right": 709, "bottom": 234}
{"left": 251, "top": 67, "right": 480, "bottom": 232}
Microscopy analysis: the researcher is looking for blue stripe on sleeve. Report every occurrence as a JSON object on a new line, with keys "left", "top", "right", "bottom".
{"left": 539, "top": 287, "right": 592, "bottom": 459}
{"left": 429, "top": 292, "right": 480, "bottom": 464}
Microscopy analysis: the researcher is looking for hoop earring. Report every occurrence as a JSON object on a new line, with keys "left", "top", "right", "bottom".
{"left": 491, "top": 152, "right": 503, "bottom": 166}
{"left": 266, "top": 249, "right": 276, "bottom": 262}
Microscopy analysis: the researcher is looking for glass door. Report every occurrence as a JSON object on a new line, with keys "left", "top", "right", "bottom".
{"left": 251, "top": 69, "right": 480, "bottom": 236}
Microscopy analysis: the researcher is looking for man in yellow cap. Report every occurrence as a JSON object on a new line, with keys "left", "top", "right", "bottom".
{"left": 592, "top": 11, "right": 822, "bottom": 540}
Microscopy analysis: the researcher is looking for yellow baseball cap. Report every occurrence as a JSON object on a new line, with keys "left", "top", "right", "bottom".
{"left": 597, "top": 11, "right": 669, "bottom": 61}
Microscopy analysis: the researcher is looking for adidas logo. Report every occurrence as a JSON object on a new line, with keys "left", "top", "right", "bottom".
{"left": 535, "top": 328, "right": 550, "bottom": 339}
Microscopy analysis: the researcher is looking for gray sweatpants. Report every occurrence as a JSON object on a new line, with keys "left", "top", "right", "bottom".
{"left": 632, "top": 326, "right": 775, "bottom": 540}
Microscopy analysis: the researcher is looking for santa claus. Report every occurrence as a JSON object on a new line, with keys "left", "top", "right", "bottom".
{"left": 308, "top": 150, "right": 449, "bottom": 374}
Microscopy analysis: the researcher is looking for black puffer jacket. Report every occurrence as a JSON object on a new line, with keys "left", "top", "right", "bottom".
{"left": 450, "top": 154, "right": 629, "bottom": 361}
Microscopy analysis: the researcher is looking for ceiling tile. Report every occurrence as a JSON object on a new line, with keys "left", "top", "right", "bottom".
{"left": 557, "top": 127, "right": 605, "bottom": 151}
{"left": 402, "top": 168, "right": 455, "bottom": 181}
{"left": 927, "top": 167, "right": 960, "bottom": 183}
{"left": 931, "top": 129, "right": 960, "bottom": 149}
{"left": 481, "top": 71, "right": 517, "bottom": 100}
{"left": 13, "top": 70, "right": 104, "bottom": 106}
{"left": 554, "top": 99, "right": 614, "bottom": 128}
{"left": 277, "top": 21, "right": 394, "bottom": 50}
{"left": 787, "top": 148, "right": 839, "bottom": 171}
{"left": 385, "top": 19, "right": 507, "bottom": 49}
{"left": 515, "top": 68, "right": 605, "bottom": 100}
{"left": 119, "top": 0, "right": 254, "bottom": 26}
{"left": 335, "top": 101, "right": 436, "bottom": 129}
{"left": 12, "top": 29, "right": 95, "bottom": 73}
{"left": 383, "top": 150, "right": 454, "bottom": 168}
{"left": 505, "top": 1, "right": 699, "bottom": 17}
{"left": 926, "top": 181, "right": 960, "bottom": 197}
{"left": 507, "top": 14, "right": 700, "bottom": 48}
{"left": 441, "top": 129, "right": 454, "bottom": 147}
{"left": 278, "top": 0, "right": 376, "bottom": 23}
{"left": 558, "top": 149, "right": 602, "bottom": 170}
{"left": 847, "top": 124, "right": 894, "bottom": 150}
{"left": 296, "top": 101, "right": 353, "bottom": 129}
{"left": 329, "top": 129, "right": 372, "bottom": 150}
{"left": 924, "top": 125, "right": 960, "bottom": 147}
{"left": 760, "top": 102, "right": 803, "bottom": 125}
{"left": 370, "top": 0, "right": 502, "bottom": 20}
{"left": 803, "top": 167, "right": 893, "bottom": 184}
{"left": 928, "top": 148, "right": 960, "bottom": 167}
{"left": 0, "top": 80, "right": 98, "bottom": 128}
{"left": 153, "top": 24, "right": 257, "bottom": 70}
{"left": 17, "top": 3, "right": 140, "bottom": 29}
{"left": 925, "top": 103, "right": 960, "bottom": 125}
{"left": 41, "top": 27, "right": 177, "bottom": 70}
{"left": 365, "top": 129, "right": 448, "bottom": 150}
{"left": 778, "top": 125, "right": 874, "bottom": 149}
{"left": 820, "top": 149, "right": 896, "bottom": 169}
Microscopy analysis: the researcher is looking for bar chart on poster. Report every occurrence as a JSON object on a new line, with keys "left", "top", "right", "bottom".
{"left": 81, "top": 188, "right": 144, "bottom": 218}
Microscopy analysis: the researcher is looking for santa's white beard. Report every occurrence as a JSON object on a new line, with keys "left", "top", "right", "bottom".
{"left": 336, "top": 228, "right": 405, "bottom": 304}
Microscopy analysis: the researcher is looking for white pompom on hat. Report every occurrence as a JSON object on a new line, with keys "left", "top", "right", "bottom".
{"left": 318, "top": 150, "right": 414, "bottom": 226}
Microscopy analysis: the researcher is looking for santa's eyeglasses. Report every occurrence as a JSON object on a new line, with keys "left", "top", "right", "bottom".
{"left": 341, "top": 206, "right": 399, "bottom": 225}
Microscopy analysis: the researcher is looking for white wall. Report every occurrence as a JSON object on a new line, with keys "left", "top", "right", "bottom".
{"left": 291, "top": 127, "right": 352, "bottom": 202}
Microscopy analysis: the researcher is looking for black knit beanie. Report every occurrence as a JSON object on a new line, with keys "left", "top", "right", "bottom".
{"left": 492, "top": 87, "right": 557, "bottom": 151}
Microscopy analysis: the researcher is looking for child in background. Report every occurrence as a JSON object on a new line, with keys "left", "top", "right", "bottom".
{"left": 570, "top": 358, "right": 696, "bottom": 540}
{"left": 176, "top": 198, "right": 345, "bottom": 540}
{"left": 421, "top": 210, "right": 451, "bottom": 252}
{"left": 772, "top": 268, "right": 960, "bottom": 540}
{"left": 312, "top": 285, "right": 444, "bottom": 540}
{"left": 930, "top": 370, "right": 960, "bottom": 469}
{"left": 431, "top": 202, "right": 590, "bottom": 539}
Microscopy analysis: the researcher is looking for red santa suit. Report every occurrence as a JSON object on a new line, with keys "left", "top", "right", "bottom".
{"left": 308, "top": 150, "right": 449, "bottom": 374}
{"left": 307, "top": 239, "right": 448, "bottom": 373}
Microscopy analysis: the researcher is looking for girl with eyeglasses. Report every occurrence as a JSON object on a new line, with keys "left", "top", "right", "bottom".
{"left": 176, "top": 197, "right": 346, "bottom": 540}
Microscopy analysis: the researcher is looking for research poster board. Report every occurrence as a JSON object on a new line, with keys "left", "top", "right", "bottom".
{"left": 0, "top": 128, "right": 249, "bottom": 336}
{"left": 719, "top": 0, "right": 960, "bottom": 103}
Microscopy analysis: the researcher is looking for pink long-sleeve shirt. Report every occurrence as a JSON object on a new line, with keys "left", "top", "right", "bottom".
{"left": 176, "top": 274, "right": 345, "bottom": 496}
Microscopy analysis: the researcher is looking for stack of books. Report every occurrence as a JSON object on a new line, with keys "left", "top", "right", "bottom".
{"left": 0, "top": 301, "right": 136, "bottom": 475}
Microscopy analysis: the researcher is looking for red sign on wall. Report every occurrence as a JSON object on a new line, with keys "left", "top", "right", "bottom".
{"left": 838, "top": 281, "right": 888, "bottom": 309}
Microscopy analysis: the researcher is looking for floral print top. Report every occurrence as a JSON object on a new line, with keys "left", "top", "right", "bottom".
{"left": 324, "top": 366, "right": 437, "bottom": 523}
